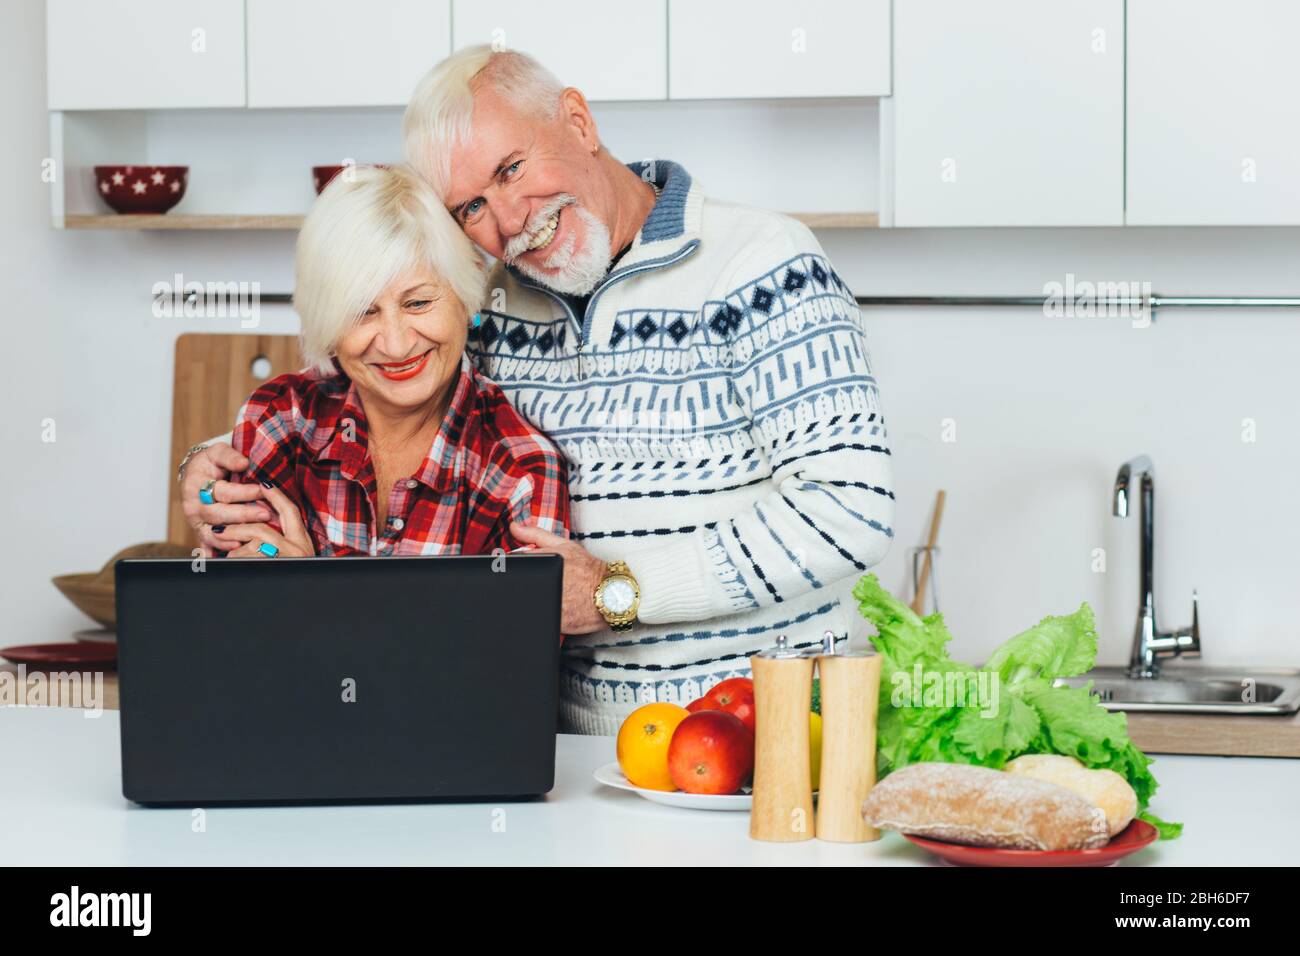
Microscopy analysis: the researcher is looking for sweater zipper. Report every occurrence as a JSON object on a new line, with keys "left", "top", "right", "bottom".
{"left": 579, "top": 240, "right": 701, "bottom": 348}
{"left": 515, "top": 239, "right": 701, "bottom": 375}
{"left": 522, "top": 284, "right": 581, "bottom": 350}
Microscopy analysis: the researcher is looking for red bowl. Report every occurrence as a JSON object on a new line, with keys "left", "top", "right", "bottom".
{"left": 903, "top": 818, "right": 1159, "bottom": 867}
{"left": 94, "top": 165, "right": 188, "bottom": 214}
{"left": 313, "top": 163, "right": 389, "bottom": 194}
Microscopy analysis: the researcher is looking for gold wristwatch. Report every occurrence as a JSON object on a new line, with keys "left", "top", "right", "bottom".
{"left": 593, "top": 560, "right": 640, "bottom": 632}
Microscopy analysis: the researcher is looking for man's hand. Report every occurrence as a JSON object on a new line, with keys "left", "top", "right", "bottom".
{"left": 180, "top": 442, "right": 273, "bottom": 556}
{"left": 223, "top": 483, "right": 315, "bottom": 558}
{"left": 509, "top": 522, "right": 608, "bottom": 634}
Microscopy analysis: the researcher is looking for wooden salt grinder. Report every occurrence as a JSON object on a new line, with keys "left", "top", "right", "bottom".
{"left": 815, "top": 642, "right": 883, "bottom": 842}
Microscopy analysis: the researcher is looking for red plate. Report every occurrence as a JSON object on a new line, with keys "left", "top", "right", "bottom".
{"left": 0, "top": 643, "right": 117, "bottom": 669}
{"left": 904, "top": 818, "right": 1158, "bottom": 867}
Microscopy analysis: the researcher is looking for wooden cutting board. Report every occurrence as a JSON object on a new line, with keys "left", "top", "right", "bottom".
{"left": 167, "top": 333, "right": 303, "bottom": 545}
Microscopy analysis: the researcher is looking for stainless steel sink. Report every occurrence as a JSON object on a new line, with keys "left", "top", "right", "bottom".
{"left": 1092, "top": 457, "right": 1300, "bottom": 714}
{"left": 1059, "top": 665, "right": 1300, "bottom": 715}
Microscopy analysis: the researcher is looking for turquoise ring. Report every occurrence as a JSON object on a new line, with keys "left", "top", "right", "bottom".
{"left": 258, "top": 542, "right": 279, "bottom": 558}
{"left": 199, "top": 479, "right": 217, "bottom": 505}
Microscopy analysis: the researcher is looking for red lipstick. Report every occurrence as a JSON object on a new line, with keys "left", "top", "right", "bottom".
{"left": 375, "top": 350, "right": 431, "bottom": 381}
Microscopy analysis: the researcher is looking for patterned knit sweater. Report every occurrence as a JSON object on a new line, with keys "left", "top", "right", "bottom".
{"left": 467, "top": 161, "right": 895, "bottom": 735}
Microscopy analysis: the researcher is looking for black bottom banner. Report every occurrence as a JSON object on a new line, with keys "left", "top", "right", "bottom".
{"left": 1, "top": 865, "right": 1282, "bottom": 940}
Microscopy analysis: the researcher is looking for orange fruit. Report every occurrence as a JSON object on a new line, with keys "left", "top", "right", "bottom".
{"left": 616, "top": 702, "right": 690, "bottom": 791}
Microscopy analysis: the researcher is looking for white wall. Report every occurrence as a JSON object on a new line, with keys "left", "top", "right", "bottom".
{"left": 821, "top": 226, "right": 1300, "bottom": 667}
{"left": 4, "top": 0, "right": 1297, "bottom": 669}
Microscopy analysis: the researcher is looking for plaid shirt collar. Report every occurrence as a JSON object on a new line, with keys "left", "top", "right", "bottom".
{"left": 317, "top": 354, "right": 475, "bottom": 495}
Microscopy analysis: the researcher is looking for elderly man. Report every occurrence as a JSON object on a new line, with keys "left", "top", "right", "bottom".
{"left": 180, "top": 46, "right": 895, "bottom": 734}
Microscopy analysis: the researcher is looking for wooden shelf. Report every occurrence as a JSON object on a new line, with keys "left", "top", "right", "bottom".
{"left": 792, "top": 211, "right": 879, "bottom": 229}
{"left": 62, "top": 211, "right": 879, "bottom": 231}
{"left": 64, "top": 213, "right": 305, "bottom": 230}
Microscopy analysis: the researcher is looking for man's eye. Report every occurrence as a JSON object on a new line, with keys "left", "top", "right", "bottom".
{"left": 463, "top": 198, "right": 484, "bottom": 220}
{"left": 505, "top": 161, "right": 522, "bottom": 178}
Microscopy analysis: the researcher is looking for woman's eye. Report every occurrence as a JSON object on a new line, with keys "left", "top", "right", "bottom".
{"left": 405, "top": 299, "right": 432, "bottom": 310}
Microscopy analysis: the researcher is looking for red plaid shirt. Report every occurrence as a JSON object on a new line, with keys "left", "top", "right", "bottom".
{"left": 232, "top": 355, "right": 569, "bottom": 556}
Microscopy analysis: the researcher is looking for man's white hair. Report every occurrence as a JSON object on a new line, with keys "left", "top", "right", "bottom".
{"left": 403, "top": 45, "right": 565, "bottom": 199}
{"left": 295, "top": 164, "right": 486, "bottom": 372}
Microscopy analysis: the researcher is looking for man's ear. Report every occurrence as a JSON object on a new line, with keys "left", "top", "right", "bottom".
{"left": 558, "top": 87, "right": 600, "bottom": 154}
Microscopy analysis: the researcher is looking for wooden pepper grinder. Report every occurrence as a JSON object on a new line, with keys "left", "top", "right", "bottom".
{"left": 749, "top": 635, "right": 815, "bottom": 843}
{"left": 815, "top": 633, "right": 883, "bottom": 842}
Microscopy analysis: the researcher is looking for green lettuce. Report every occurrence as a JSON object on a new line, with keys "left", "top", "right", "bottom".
{"left": 851, "top": 573, "right": 1181, "bottom": 838}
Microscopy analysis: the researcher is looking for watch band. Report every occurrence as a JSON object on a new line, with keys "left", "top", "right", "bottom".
{"left": 594, "top": 560, "right": 640, "bottom": 631}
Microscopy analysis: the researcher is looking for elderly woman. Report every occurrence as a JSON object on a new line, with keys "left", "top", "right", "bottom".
{"left": 214, "top": 164, "right": 569, "bottom": 558}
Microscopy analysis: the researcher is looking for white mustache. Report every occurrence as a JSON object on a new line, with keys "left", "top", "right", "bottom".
{"left": 503, "top": 194, "right": 577, "bottom": 262}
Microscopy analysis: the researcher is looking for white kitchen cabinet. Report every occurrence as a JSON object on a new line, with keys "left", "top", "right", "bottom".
{"left": 451, "top": 0, "right": 666, "bottom": 101}
{"left": 46, "top": 0, "right": 245, "bottom": 109}
{"left": 888, "top": 0, "right": 1124, "bottom": 227}
{"left": 247, "top": 0, "right": 451, "bottom": 108}
{"left": 669, "top": 0, "right": 890, "bottom": 99}
{"left": 1126, "top": 0, "right": 1300, "bottom": 225}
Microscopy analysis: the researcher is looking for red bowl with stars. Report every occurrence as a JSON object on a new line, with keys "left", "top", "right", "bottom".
{"left": 94, "top": 165, "right": 189, "bottom": 214}
{"left": 313, "top": 163, "right": 389, "bottom": 194}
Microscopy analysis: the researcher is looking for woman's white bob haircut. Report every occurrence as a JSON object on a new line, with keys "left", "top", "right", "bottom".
{"left": 403, "top": 45, "right": 564, "bottom": 199}
{"left": 295, "top": 164, "right": 486, "bottom": 373}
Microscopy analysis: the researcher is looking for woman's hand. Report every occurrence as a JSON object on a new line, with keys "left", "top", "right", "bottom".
{"left": 224, "top": 483, "right": 315, "bottom": 558}
{"left": 180, "top": 442, "right": 275, "bottom": 555}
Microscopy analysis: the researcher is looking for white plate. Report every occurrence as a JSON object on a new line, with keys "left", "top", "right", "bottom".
{"left": 593, "top": 762, "right": 752, "bottom": 811}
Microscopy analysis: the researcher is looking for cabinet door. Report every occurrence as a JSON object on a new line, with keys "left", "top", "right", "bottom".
{"left": 247, "top": 0, "right": 451, "bottom": 108}
{"left": 1126, "top": 0, "right": 1300, "bottom": 225}
{"left": 47, "top": 0, "right": 245, "bottom": 109}
{"left": 669, "top": 0, "right": 890, "bottom": 99}
{"left": 890, "top": 0, "right": 1123, "bottom": 226}
{"left": 451, "top": 0, "right": 666, "bottom": 101}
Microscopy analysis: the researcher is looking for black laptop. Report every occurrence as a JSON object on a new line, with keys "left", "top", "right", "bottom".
{"left": 114, "top": 554, "right": 562, "bottom": 805}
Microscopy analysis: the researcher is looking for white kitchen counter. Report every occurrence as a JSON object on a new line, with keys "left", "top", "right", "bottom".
{"left": 4, "top": 707, "right": 1295, "bottom": 866}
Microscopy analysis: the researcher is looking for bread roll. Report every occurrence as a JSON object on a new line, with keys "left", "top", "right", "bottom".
{"left": 1004, "top": 754, "right": 1137, "bottom": 837}
{"left": 862, "top": 762, "right": 1110, "bottom": 850}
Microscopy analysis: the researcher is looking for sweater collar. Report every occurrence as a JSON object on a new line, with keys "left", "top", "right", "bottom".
{"left": 626, "top": 159, "right": 701, "bottom": 249}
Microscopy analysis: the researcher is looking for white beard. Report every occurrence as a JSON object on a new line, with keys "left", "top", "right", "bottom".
{"left": 506, "top": 198, "right": 613, "bottom": 297}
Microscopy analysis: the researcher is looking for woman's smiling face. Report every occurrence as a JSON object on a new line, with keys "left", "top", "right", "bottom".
{"left": 334, "top": 265, "right": 468, "bottom": 415}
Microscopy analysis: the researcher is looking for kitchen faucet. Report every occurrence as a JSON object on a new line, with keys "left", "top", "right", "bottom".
{"left": 1112, "top": 455, "right": 1200, "bottom": 679}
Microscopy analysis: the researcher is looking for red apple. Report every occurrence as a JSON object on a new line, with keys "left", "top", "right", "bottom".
{"left": 667, "top": 711, "right": 755, "bottom": 795}
{"left": 703, "top": 677, "right": 756, "bottom": 735}
{"left": 685, "top": 697, "right": 712, "bottom": 713}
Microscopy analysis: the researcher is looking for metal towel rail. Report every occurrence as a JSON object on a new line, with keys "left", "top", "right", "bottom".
{"left": 154, "top": 289, "right": 1300, "bottom": 315}
{"left": 854, "top": 294, "right": 1300, "bottom": 314}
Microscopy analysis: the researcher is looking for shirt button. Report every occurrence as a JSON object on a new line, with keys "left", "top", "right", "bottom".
{"left": 405, "top": 479, "right": 418, "bottom": 490}
{"left": 390, "top": 517, "right": 405, "bottom": 531}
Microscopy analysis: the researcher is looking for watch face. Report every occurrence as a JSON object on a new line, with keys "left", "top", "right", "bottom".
{"left": 601, "top": 576, "right": 636, "bottom": 615}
